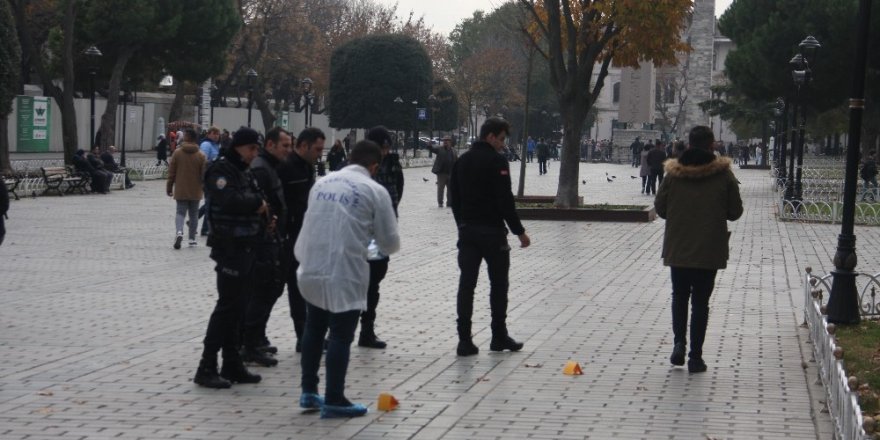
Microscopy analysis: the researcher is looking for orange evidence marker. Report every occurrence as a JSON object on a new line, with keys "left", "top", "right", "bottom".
{"left": 377, "top": 392, "right": 399, "bottom": 411}
{"left": 562, "top": 361, "right": 583, "bottom": 375}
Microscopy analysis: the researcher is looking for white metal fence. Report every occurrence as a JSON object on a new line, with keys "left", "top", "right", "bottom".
{"left": 804, "top": 268, "right": 873, "bottom": 440}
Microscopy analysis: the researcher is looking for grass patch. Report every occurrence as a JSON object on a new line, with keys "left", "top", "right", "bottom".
{"left": 516, "top": 202, "right": 646, "bottom": 211}
{"left": 835, "top": 319, "right": 880, "bottom": 414}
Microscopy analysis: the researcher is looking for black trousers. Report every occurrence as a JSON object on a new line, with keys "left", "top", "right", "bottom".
{"left": 670, "top": 267, "right": 717, "bottom": 360}
{"left": 242, "top": 242, "right": 286, "bottom": 348}
{"left": 361, "top": 258, "right": 389, "bottom": 334}
{"left": 287, "top": 255, "right": 308, "bottom": 341}
{"left": 538, "top": 159, "right": 548, "bottom": 175}
{"left": 456, "top": 227, "right": 511, "bottom": 339}
{"left": 203, "top": 247, "right": 255, "bottom": 360}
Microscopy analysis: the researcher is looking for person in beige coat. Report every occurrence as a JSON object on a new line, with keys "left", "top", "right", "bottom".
{"left": 655, "top": 125, "right": 743, "bottom": 374}
{"left": 167, "top": 128, "right": 207, "bottom": 249}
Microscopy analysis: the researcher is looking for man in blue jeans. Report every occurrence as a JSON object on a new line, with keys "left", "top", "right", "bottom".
{"left": 294, "top": 141, "right": 400, "bottom": 418}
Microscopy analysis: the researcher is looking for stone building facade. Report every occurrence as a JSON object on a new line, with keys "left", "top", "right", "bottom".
{"left": 588, "top": 0, "right": 736, "bottom": 145}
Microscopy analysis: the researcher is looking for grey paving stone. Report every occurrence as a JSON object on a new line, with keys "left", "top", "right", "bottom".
{"left": 0, "top": 160, "right": 841, "bottom": 439}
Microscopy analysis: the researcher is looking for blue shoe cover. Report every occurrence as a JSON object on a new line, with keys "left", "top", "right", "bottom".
{"left": 299, "top": 393, "right": 324, "bottom": 409}
{"left": 320, "top": 402, "right": 368, "bottom": 419}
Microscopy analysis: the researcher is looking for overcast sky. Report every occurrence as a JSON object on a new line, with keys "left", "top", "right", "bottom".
{"left": 384, "top": 0, "right": 736, "bottom": 36}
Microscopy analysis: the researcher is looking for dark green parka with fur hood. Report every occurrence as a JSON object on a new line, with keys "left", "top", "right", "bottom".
{"left": 654, "top": 148, "right": 744, "bottom": 270}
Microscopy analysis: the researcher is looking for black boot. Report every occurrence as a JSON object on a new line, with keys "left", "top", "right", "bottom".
{"left": 489, "top": 322, "right": 523, "bottom": 352}
{"left": 456, "top": 339, "right": 479, "bottom": 356}
{"left": 456, "top": 321, "right": 478, "bottom": 356}
{"left": 241, "top": 346, "right": 278, "bottom": 367}
{"left": 358, "top": 325, "right": 387, "bottom": 349}
{"left": 670, "top": 343, "right": 686, "bottom": 366}
{"left": 489, "top": 335, "right": 523, "bottom": 352}
{"left": 193, "top": 357, "right": 231, "bottom": 389}
{"left": 220, "top": 351, "right": 262, "bottom": 384}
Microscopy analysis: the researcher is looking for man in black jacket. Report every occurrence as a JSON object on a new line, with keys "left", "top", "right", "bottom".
{"left": 449, "top": 117, "right": 531, "bottom": 357}
{"left": 193, "top": 127, "right": 268, "bottom": 389}
{"left": 240, "top": 127, "right": 292, "bottom": 367}
{"left": 277, "top": 127, "right": 325, "bottom": 352}
{"left": 358, "top": 126, "right": 404, "bottom": 349}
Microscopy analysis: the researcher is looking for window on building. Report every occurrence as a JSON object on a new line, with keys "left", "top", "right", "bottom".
{"left": 612, "top": 82, "right": 620, "bottom": 103}
{"left": 665, "top": 83, "right": 676, "bottom": 104}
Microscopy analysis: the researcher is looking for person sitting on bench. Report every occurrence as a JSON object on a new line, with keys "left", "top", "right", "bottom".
{"left": 72, "top": 149, "right": 112, "bottom": 194}
{"left": 101, "top": 146, "right": 135, "bottom": 189}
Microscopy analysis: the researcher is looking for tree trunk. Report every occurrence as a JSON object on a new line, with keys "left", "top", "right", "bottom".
{"left": 255, "top": 92, "right": 276, "bottom": 133}
{"left": 517, "top": 50, "right": 534, "bottom": 197}
{"left": 555, "top": 105, "right": 585, "bottom": 208}
{"left": 0, "top": 114, "right": 10, "bottom": 173}
{"left": 97, "top": 48, "right": 134, "bottom": 151}
{"left": 168, "top": 80, "right": 186, "bottom": 123}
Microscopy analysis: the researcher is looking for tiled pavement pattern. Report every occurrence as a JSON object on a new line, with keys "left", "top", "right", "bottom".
{"left": 3, "top": 156, "right": 876, "bottom": 439}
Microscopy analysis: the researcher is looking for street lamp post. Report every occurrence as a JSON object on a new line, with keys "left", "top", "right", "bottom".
{"left": 246, "top": 68, "right": 258, "bottom": 128}
{"left": 828, "top": 1, "right": 872, "bottom": 325}
{"left": 775, "top": 97, "right": 787, "bottom": 187}
{"left": 84, "top": 46, "right": 102, "bottom": 149}
{"left": 121, "top": 80, "right": 129, "bottom": 167}
{"left": 428, "top": 94, "right": 438, "bottom": 157}
{"left": 794, "top": 36, "right": 821, "bottom": 202}
{"left": 301, "top": 77, "right": 313, "bottom": 127}
{"left": 784, "top": 54, "right": 804, "bottom": 202}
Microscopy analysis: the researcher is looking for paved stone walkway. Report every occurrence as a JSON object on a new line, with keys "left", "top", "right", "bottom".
{"left": 3, "top": 156, "right": 874, "bottom": 439}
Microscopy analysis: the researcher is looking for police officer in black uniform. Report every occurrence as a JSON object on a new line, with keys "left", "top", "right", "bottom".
{"left": 240, "top": 127, "right": 292, "bottom": 367}
{"left": 449, "top": 117, "right": 532, "bottom": 357}
{"left": 193, "top": 127, "right": 268, "bottom": 388}
{"left": 277, "top": 127, "right": 326, "bottom": 352}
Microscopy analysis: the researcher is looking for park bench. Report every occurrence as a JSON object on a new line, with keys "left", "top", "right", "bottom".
{"left": 3, "top": 174, "right": 20, "bottom": 200}
{"left": 40, "top": 166, "right": 90, "bottom": 196}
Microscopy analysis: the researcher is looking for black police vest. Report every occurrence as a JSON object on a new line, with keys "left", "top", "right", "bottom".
{"left": 205, "top": 159, "right": 264, "bottom": 243}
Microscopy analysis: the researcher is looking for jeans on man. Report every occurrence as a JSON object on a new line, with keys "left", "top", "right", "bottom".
{"left": 175, "top": 200, "right": 200, "bottom": 239}
{"left": 670, "top": 267, "right": 717, "bottom": 360}
{"left": 456, "top": 226, "right": 511, "bottom": 339}
{"left": 301, "top": 304, "right": 361, "bottom": 405}
{"left": 287, "top": 256, "right": 308, "bottom": 340}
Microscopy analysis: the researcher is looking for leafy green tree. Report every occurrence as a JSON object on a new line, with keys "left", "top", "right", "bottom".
{"left": 81, "top": 0, "right": 183, "bottom": 149}
{"left": 328, "top": 34, "right": 432, "bottom": 130}
{"left": 160, "top": 0, "right": 239, "bottom": 124}
{"left": 0, "top": 0, "right": 21, "bottom": 173}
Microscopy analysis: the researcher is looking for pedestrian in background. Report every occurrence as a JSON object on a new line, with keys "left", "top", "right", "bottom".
{"left": 166, "top": 128, "right": 207, "bottom": 250}
{"left": 449, "top": 117, "right": 531, "bottom": 357}
{"left": 295, "top": 140, "right": 400, "bottom": 418}
{"left": 639, "top": 144, "right": 651, "bottom": 194}
{"left": 429, "top": 136, "right": 457, "bottom": 208}
{"left": 327, "top": 139, "right": 347, "bottom": 172}
{"left": 156, "top": 135, "right": 169, "bottom": 166}
{"left": 536, "top": 137, "right": 549, "bottom": 175}
{"left": 0, "top": 176, "right": 8, "bottom": 246}
{"left": 655, "top": 125, "right": 743, "bottom": 374}
{"left": 646, "top": 141, "right": 668, "bottom": 194}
